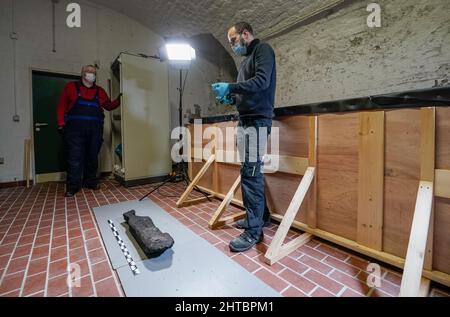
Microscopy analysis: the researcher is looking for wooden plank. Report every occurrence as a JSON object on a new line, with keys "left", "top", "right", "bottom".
{"left": 209, "top": 175, "right": 241, "bottom": 229}
{"left": 211, "top": 211, "right": 246, "bottom": 228}
{"left": 176, "top": 154, "right": 215, "bottom": 207}
{"left": 420, "top": 108, "right": 436, "bottom": 182}
{"left": 264, "top": 167, "right": 315, "bottom": 264}
{"left": 399, "top": 181, "right": 433, "bottom": 297}
{"left": 215, "top": 150, "right": 309, "bottom": 176}
{"left": 435, "top": 169, "right": 450, "bottom": 198}
{"left": 357, "top": 111, "right": 384, "bottom": 250}
{"left": 418, "top": 278, "right": 431, "bottom": 297}
{"left": 264, "top": 155, "right": 309, "bottom": 175}
{"left": 182, "top": 195, "right": 214, "bottom": 206}
{"left": 420, "top": 108, "right": 435, "bottom": 271}
{"left": 307, "top": 116, "right": 318, "bottom": 228}
{"left": 265, "top": 233, "right": 312, "bottom": 265}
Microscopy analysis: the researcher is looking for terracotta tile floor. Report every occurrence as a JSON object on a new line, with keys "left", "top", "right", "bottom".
{"left": 0, "top": 180, "right": 449, "bottom": 297}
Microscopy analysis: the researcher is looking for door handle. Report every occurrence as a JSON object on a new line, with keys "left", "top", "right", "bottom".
{"left": 35, "top": 123, "right": 49, "bottom": 127}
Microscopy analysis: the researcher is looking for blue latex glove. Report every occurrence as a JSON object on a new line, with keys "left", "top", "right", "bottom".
{"left": 211, "top": 82, "right": 230, "bottom": 99}
{"left": 216, "top": 94, "right": 234, "bottom": 105}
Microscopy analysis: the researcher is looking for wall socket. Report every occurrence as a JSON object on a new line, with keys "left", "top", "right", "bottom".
{"left": 0, "top": 157, "right": 4, "bottom": 164}
{"left": 13, "top": 115, "right": 20, "bottom": 122}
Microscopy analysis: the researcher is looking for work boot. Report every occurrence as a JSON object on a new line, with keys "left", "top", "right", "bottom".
{"left": 83, "top": 183, "right": 100, "bottom": 190}
{"left": 229, "top": 231, "right": 264, "bottom": 253}
{"left": 65, "top": 185, "right": 79, "bottom": 197}
{"left": 234, "top": 217, "right": 271, "bottom": 230}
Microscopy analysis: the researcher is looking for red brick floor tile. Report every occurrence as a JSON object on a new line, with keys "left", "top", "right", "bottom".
{"left": 1, "top": 289, "right": 21, "bottom": 297}
{"left": 298, "top": 245, "right": 327, "bottom": 261}
{"left": 282, "top": 286, "right": 308, "bottom": 297}
{"left": 310, "top": 287, "right": 335, "bottom": 297}
{"left": 0, "top": 254, "right": 10, "bottom": 270}
{"left": 17, "top": 235, "right": 34, "bottom": 246}
{"left": 69, "top": 237, "right": 84, "bottom": 250}
{"left": 258, "top": 259, "right": 285, "bottom": 274}
{"left": 53, "top": 228, "right": 66, "bottom": 238}
{"left": 68, "top": 228, "right": 82, "bottom": 239}
{"left": 329, "top": 270, "right": 370, "bottom": 296}
{"left": 255, "top": 268, "right": 289, "bottom": 293}
{"left": 84, "top": 229, "right": 98, "bottom": 241}
{"left": 28, "top": 257, "right": 48, "bottom": 276}
{"left": 279, "top": 256, "right": 308, "bottom": 275}
{"left": 2, "top": 233, "right": 20, "bottom": 245}
{"left": 95, "top": 277, "right": 121, "bottom": 297}
{"left": 316, "top": 244, "right": 349, "bottom": 261}
{"left": 27, "top": 291, "right": 45, "bottom": 297}
{"left": 72, "top": 275, "right": 94, "bottom": 297}
{"left": 231, "top": 254, "right": 261, "bottom": 273}
{"left": 299, "top": 254, "right": 333, "bottom": 275}
{"left": 50, "top": 246, "right": 67, "bottom": 263}
{"left": 323, "top": 256, "right": 360, "bottom": 277}
{"left": 31, "top": 245, "right": 50, "bottom": 261}
{"left": 305, "top": 240, "right": 320, "bottom": 249}
{"left": 22, "top": 272, "right": 46, "bottom": 296}
{"left": 214, "top": 242, "right": 235, "bottom": 258}
{"left": 35, "top": 234, "right": 51, "bottom": 247}
{"left": 47, "top": 275, "right": 69, "bottom": 297}
{"left": 51, "top": 235, "right": 67, "bottom": 249}
{"left": 91, "top": 261, "right": 113, "bottom": 282}
{"left": 340, "top": 288, "right": 364, "bottom": 297}
{"left": 85, "top": 238, "right": 103, "bottom": 251}
{"left": 304, "top": 269, "right": 344, "bottom": 295}
{"left": 49, "top": 258, "right": 68, "bottom": 279}
{"left": 0, "top": 271, "right": 25, "bottom": 295}
{"left": 378, "top": 279, "right": 400, "bottom": 296}
{"left": 344, "top": 256, "right": 370, "bottom": 271}
{"left": 6, "top": 256, "right": 28, "bottom": 275}
{"left": 370, "top": 288, "right": 392, "bottom": 297}
{"left": 74, "top": 259, "right": 90, "bottom": 277}
{"left": 383, "top": 270, "right": 402, "bottom": 286}
{"left": 69, "top": 246, "right": 87, "bottom": 263}
{"left": 88, "top": 248, "right": 108, "bottom": 265}
{"left": 279, "top": 269, "right": 316, "bottom": 294}
{"left": 199, "top": 232, "right": 221, "bottom": 245}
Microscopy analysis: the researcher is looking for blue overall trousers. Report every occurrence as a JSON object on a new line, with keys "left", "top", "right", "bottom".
{"left": 64, "top": 82, "right": 104, "bottom": 192}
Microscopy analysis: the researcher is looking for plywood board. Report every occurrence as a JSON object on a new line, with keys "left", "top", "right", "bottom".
{"left": 433, "top": 197, "right": 450, "bottom": 275}
{"left": 216, "top": 162, "right": 242, "bottom": 200}
{"left": 317, "top": 113, "right": 359, "bottom": 240}
{"left": 436, "top": 107, "right": 450, "bottom": 169}
{"left": 270, "top": 116, "right": 309, "bottom": 157}
{"left": 265, "top": 172, "right": 307, "bottom": 223}
{"left": 192, "top": 161, "right": 214, "bottom": 190}
{"left": 383, "top": 109, "right": 421, "bottom": 258}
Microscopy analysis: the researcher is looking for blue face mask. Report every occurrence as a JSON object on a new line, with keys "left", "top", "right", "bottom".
{"left": 232, "top": 38, "right": 247, "bottom": 56}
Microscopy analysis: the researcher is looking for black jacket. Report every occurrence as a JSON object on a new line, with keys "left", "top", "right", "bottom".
{"left": 229, "top": 39, "right": 276, "bottom": 119}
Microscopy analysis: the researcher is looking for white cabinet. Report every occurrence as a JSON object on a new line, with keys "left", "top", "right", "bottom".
{"left": 111, "top": 53, "right": 171, "bottom": 186}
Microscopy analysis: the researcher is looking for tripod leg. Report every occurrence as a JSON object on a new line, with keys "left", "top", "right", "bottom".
{"left": 139, "top": 174, "right": 174, "bottom": 201}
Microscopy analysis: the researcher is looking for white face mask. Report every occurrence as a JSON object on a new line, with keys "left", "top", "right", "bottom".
{"left": 84, "top": 72, "right": 96, "bottom": 83}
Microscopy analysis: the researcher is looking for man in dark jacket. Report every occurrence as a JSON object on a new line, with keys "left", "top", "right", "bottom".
{"left": 57, "top": 65, "right": 121, "bottom": 197}
{"left": 212, "top": 22, "right": 276, "bottom": 252}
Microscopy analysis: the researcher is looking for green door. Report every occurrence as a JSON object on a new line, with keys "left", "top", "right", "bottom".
{"left": 32, "top": 71, "right": 79, "bottom": 180}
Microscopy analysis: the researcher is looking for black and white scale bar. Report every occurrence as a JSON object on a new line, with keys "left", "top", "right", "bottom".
{"left": 107, "top": 219, "right": 140, "bottom": 275}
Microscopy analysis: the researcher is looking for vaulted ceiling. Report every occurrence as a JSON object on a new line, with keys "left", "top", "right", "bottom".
{"left": 89, "top": 0, "right": 344, "bottom": 50}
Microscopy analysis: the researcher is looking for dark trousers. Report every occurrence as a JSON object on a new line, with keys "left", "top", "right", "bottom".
{"left": 64, "top": 121, "right": 103, "bottom": 191}
{"left": 237, "top": 117, "right": 272, "bottom": 239}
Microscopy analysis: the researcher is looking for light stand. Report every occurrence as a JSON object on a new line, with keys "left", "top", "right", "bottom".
{"left": 139, "top": 67, "right": 210, "bottom": 202}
